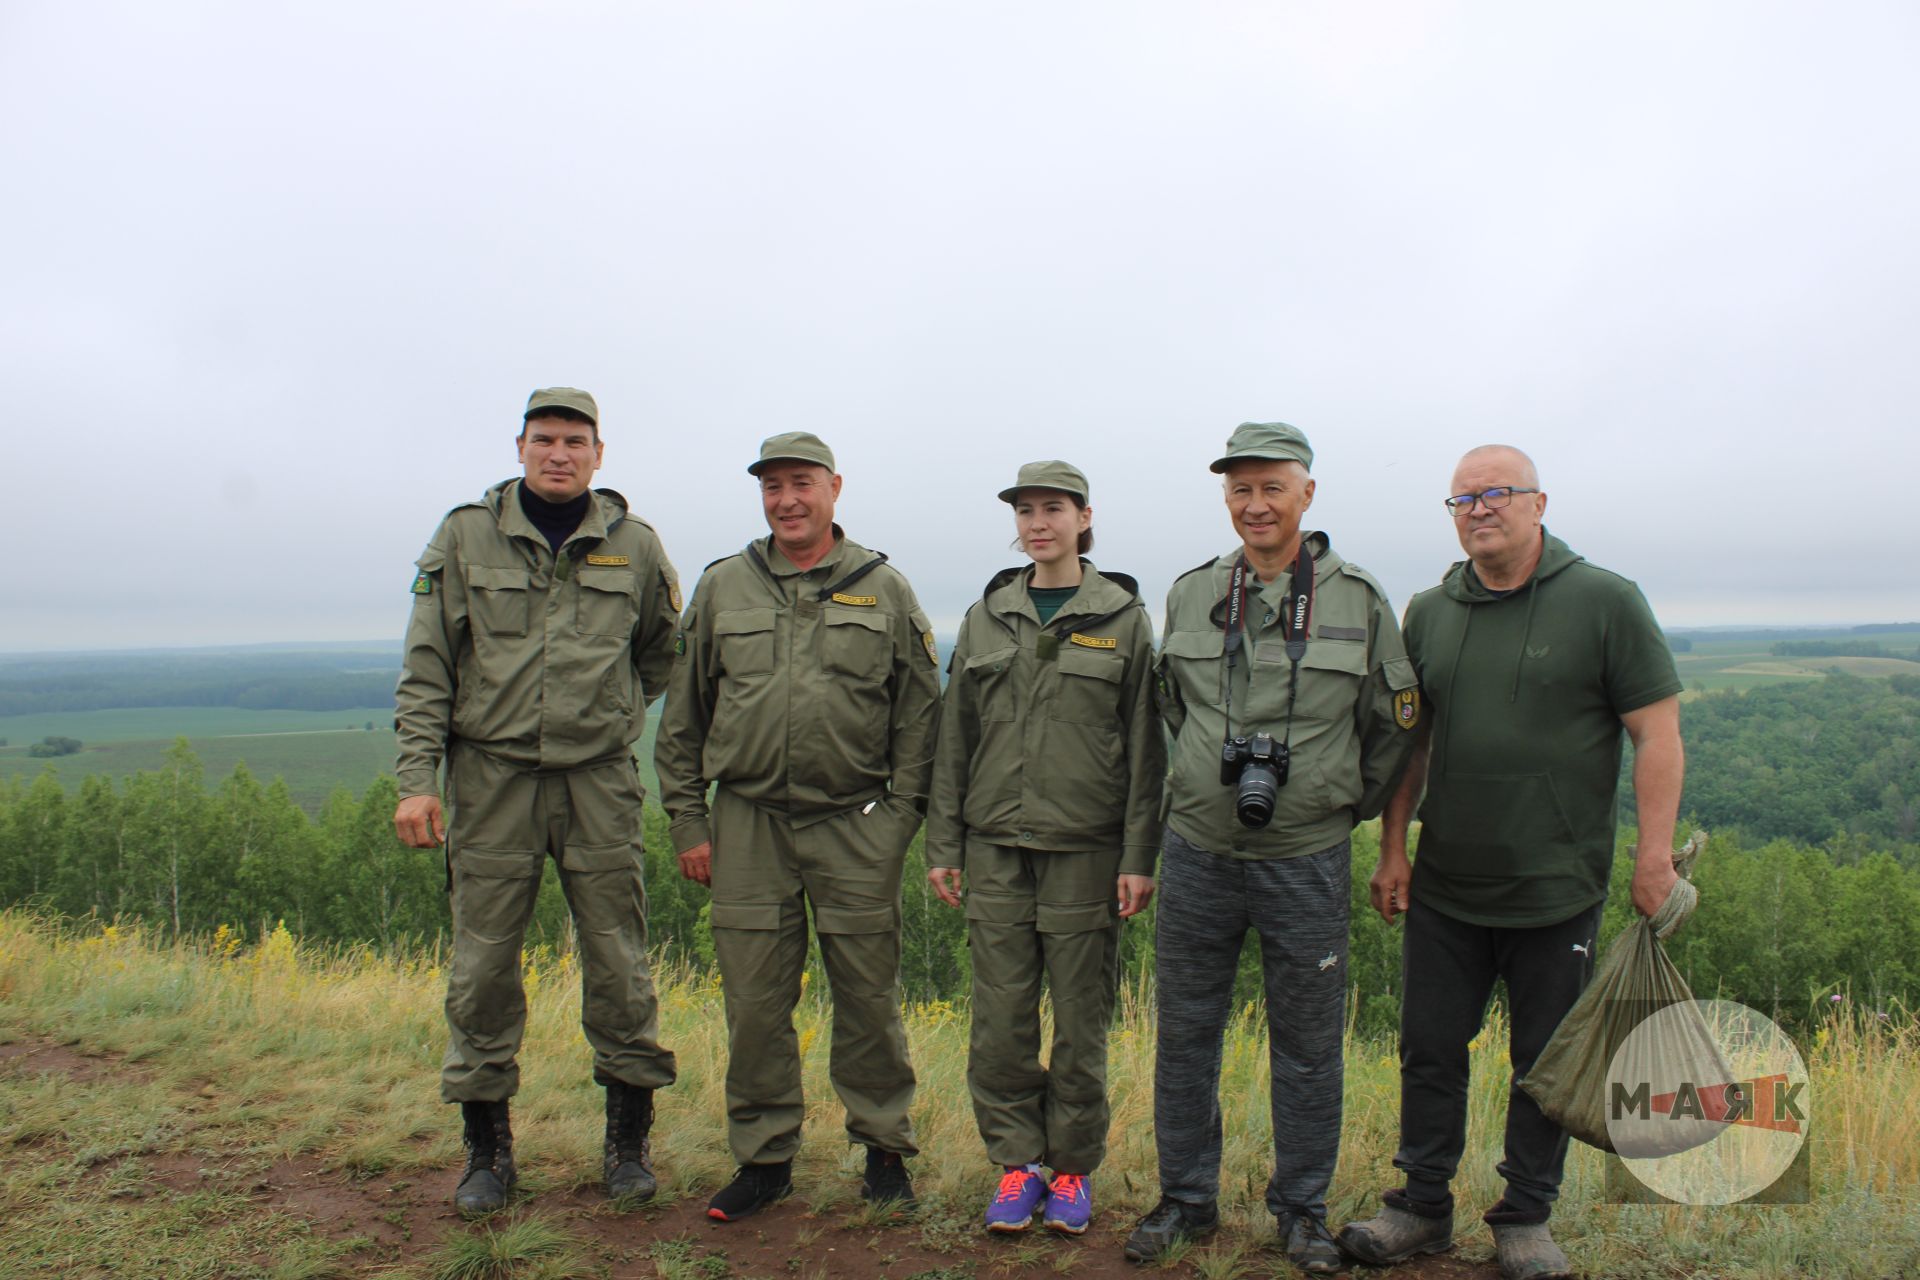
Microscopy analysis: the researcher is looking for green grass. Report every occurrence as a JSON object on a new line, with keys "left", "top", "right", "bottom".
{"left": 3, "top": 911, "right": 1918, "bottom": 1278}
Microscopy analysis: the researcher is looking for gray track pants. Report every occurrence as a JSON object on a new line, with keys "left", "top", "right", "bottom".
{"left": 1152, "top": 829, "right": 1349, "bottom": 1220}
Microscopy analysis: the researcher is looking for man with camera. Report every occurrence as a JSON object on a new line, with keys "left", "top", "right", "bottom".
{"left": 1126, "top": 422, "right": 1419, "bottom": 1272}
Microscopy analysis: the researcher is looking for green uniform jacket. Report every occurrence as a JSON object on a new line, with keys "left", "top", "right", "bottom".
{"left": 925, "top": 564, "right": 1165, "bottom": 876}
{"left": 1156, "top": 531, "right": 1419, "bottom": 859}
{"left": 654, "top": 529, "right": 942, "bottom": 853}
{"left": 1402, "top": 530, "right": 1683, "bottom": 926}
{"left": 394, "top": 479, "right": 682, "bottom": 798}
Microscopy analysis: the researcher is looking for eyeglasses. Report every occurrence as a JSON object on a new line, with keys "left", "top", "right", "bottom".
{"left": 1444, "top": 486, "right": 1539, "bottom": 516}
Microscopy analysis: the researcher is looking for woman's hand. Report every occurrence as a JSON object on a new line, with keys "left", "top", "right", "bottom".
{"left": 1116, "top": 874, "right": 1155, "bottom": 919}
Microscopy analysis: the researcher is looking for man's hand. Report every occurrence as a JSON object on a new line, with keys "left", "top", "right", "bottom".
{"left": 679, "top": 842, "right": 713, "bottom": 886}
{"left": 1631, "top": 851, "right": 1680, "bottom": 919}
{"left": 1369, "top": 847, "right": 1412, "bottom": 924}
{"left": 1116, "top": 874, "right": 1155, "bottom": 919}
{"left": 394, "top": 794, "right": 446, "bottom": 848}
{"left": 928, "top": 866, "right": 963, "bottom": 909}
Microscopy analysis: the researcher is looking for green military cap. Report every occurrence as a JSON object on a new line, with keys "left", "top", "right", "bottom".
{"left": 524, "top": 387, "right": 599, "bottom": 425}
{"left": 748, "top": 431, "right": 836, "bottom": 476}
{"left": 997, "top": 459, "right": 1090, "bottom": 505}
{"left": 1209, "top": 421, "right": 1313, "bottom": 473}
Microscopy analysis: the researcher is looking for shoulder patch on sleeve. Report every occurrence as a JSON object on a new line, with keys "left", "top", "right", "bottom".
{"left": 410, "top": 570, "right": 433, "bottom": 595}
{"left": 1394, "top": 688, "right": 1421, "bottom": 730}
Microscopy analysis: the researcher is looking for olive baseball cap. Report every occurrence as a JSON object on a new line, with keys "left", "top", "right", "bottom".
{"left": 1209, "top": 421, "right": 1313, "bottom": 473}
{"left": 748, "top": 431, "right": 837, "bottom": 476}
{"left": 997, "top": 459, "right": 1089, "bottom": 506}
{"left": 524, "top": 387, "right": 599, "bottom": 425}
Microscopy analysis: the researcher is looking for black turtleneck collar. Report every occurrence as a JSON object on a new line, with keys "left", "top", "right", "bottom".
{"left": 518, "top": 483, "right": 591, "bottom": 552}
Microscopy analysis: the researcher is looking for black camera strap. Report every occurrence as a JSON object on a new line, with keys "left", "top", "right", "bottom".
{"left": 1221, "top": 545, "right": 1316, "bottom": 747}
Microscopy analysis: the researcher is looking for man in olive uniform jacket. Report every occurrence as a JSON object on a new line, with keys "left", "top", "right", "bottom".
{"left": 393, "top": 388, "right": 681, "bottom": 1219}
{"left": 1125, "top": 422, "right": 1419, "bottom": 1273}
{"left": 655, "top": 431, "right": 941, "bottom": 1222}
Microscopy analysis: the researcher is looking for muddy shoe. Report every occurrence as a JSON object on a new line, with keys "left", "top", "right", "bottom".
{"left": 1123, "top": 1196, "right": 1218, "bottom": 1264}
{"left": 602, "top": 1081, "right": 656, "bottom": 1203}
{"left": 861, "top": 1146, "right": 917, "bottom": 1209}
{"left": 454, "top": 1099, "right": 516, "bottom": 1219}
{"left": 1337, "top": 1192, "right": 1453, "bottom": 1266}
{"left": 1492, "top": 1222, "right": 1571, "bottom": 1280}
{"left": 1279, "top": 1213, "right": 1343, "bottom": 1275}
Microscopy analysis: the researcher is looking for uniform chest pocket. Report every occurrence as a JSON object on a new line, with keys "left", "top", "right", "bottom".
{"left": 714, "top": 609, "right": 776, "bottom": 677}
{"left": 1160, "top": 630, "right": 1225, "bottom": 703}
{"left": 466, "top": 565, "right": 532, "bottom": 637}
{"left": 824, "top": 608, "right": 890, "bottom": 679}
{"left": 1051, "top": 647, "right": 1124, "bottom": 726}
{"left": 1278, "top": 639, "right": 1367, "bottom": 720}
{"left": 963, "top": 648, "right": 1018, "bottom": 723}
{"left": 575, "top": 567, "right": 636, "bottom": 637}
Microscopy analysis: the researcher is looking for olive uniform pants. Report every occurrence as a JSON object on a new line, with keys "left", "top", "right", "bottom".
{"left": 709, "top": 786, "right": 919, "bottom": 1166}
{"left": 440, "top": 743, "right": 676, "bottom": 1101}
{"left": 965, "top": 841, "right": 1123, "bottom": 1174}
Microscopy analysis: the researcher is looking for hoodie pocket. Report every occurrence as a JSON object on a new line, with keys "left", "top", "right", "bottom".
{"left": 1419, "top": 771, "right": 1576, "bottom": 878}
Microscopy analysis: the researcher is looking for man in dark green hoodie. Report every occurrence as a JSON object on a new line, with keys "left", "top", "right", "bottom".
{"left": 1338, "top": 445, "right": 1683, "bottom": 1280}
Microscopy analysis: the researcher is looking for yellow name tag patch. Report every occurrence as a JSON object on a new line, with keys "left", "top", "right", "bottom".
{"left": 832, "top": 593, "right": 878, "bottom": 606}
{"left": 586, "top": 554, "right": 630, "bottom": 566}
{"left": 1069, "top": 633, "right": 1117, "bottom": 650}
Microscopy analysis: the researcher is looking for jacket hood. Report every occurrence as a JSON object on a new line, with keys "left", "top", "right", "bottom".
{"left": 1440, "top": 528, "right": 1580, "bottom": 602}
{"left": 981, "top": 561, "right": 1142, "bottom": 615}
{"left": 484, "top": 479, "right": 631, "bottom": 530}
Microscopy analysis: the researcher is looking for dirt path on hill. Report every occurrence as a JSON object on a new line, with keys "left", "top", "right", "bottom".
{"left": 4, "top": 1035, "right": 1502, "bottom": 1279}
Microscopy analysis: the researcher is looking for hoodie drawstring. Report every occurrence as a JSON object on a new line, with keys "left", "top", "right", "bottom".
{"left": 1510, "top": 578, "right": 1540, "bottom": 703}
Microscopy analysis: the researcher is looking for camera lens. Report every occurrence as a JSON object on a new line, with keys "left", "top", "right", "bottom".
{"left": 1235, "top": 761, "right": 1280, "bottom": 829}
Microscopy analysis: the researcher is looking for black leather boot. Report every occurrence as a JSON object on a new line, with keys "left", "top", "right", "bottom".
{"left": 454, "top": 1099, "right": 516, "bottom": 1219}
{"left": 603, "top": 1081, "right": 657, "bottom": 1203}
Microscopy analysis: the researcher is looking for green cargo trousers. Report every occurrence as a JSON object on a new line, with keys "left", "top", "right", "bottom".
{"left": 708, "top": 786, "right": 919, "bottom": 1166}
{"left": 440, "top": 742, "right": 677, "bottom": 1102}
{"left": 965, "top": 841, "right": 1123, "bottom": 1173}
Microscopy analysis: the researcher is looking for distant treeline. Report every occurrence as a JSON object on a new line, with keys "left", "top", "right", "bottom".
{"left": 3, "top": 740, "right": 1915, "bottom": 1033}
{"left": 0, "top": 652, "right": 400, "bottom": 715}
{"left": 1667, "top": 623, "right": 1920, "bottom": 645}
{"left": 1623, "top": 673, "right": 1920, "bottom": 849}
{"left": 1770, "top": 639, "right": 1920, "bottom": 661}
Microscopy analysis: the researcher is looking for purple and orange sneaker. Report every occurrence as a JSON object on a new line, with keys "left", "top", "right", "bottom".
{"left": 1043, "top": 1172, "right": 1092, "bottom": 1235}
{"left": 984, "top": 1164, "right": 1047, "bottom": 1232}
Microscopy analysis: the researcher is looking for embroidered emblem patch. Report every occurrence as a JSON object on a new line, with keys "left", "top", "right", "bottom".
{"left": 1068, "top": 633, "right": 1117, "bottom": 650}
{"left": 410, "top": 571, "right": 432, "bottom": 595}
{"left": 586, "top": 554, "right": 630, "bottom": 566}
{"left": 669, "top": 582, "right": 683, "bottom": 613}
{"left": 673, "top": 632, "right": 686, "bottom": 657}
{"left": 922, "top": 631, "right": 939, "bottom": 666}
{"left": 1394, "top": 689, "right": 1420, "bottom": 730}
{"left": 832, "top": 593, "right": 878, "bottom": 606}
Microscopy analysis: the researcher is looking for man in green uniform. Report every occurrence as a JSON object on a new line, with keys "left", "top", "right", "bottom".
{"left": 654, "top": 431, "right": 941, "bottom": 1222}
{"left": 393, "top": 388, "right": 681, "bottom": 1219}
{"left": 1126, "top": 422, "right": 1419, "bottom": 1272}
{"left": 1338, "top": 445, "right": 1683, "bottom": 1280}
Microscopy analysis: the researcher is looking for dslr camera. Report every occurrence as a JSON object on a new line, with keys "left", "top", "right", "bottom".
{"left": 1219, "top": 731, "right": 1289, "bottom": 829}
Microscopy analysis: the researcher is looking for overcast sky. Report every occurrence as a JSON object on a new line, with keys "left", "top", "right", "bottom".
{"left": 5, "top": 1, "right": 1917, "bottom": 651}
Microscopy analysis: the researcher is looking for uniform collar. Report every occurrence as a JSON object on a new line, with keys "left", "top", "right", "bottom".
{"left": 498, "top": 479, "right": 614, "bottom": 549}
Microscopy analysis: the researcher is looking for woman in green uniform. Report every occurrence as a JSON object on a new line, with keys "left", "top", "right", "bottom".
{"left": 925, "top": 460, "right": 1166, "bottom": 1236}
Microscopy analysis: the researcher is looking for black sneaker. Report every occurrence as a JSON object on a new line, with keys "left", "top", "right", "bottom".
{"left": 860, "top": 1146, "right": 917, "bottom": 1208}
{"left": 454, "top": 1099, "right": 516, "bottom": 1220}
{"left": 707, "top": 1161, "right": 794, "bottom": 1222}
{"left": 602, "top": 1081, "right": 656, "bottom": 1203}
{"left": 1124, "top": 1196, "right": 1218, "bottom": 1264}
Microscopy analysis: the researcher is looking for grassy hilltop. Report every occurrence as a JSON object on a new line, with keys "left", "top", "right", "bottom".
{"left": 2, "top": 911, "right": 1918, "bottom": 1280}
